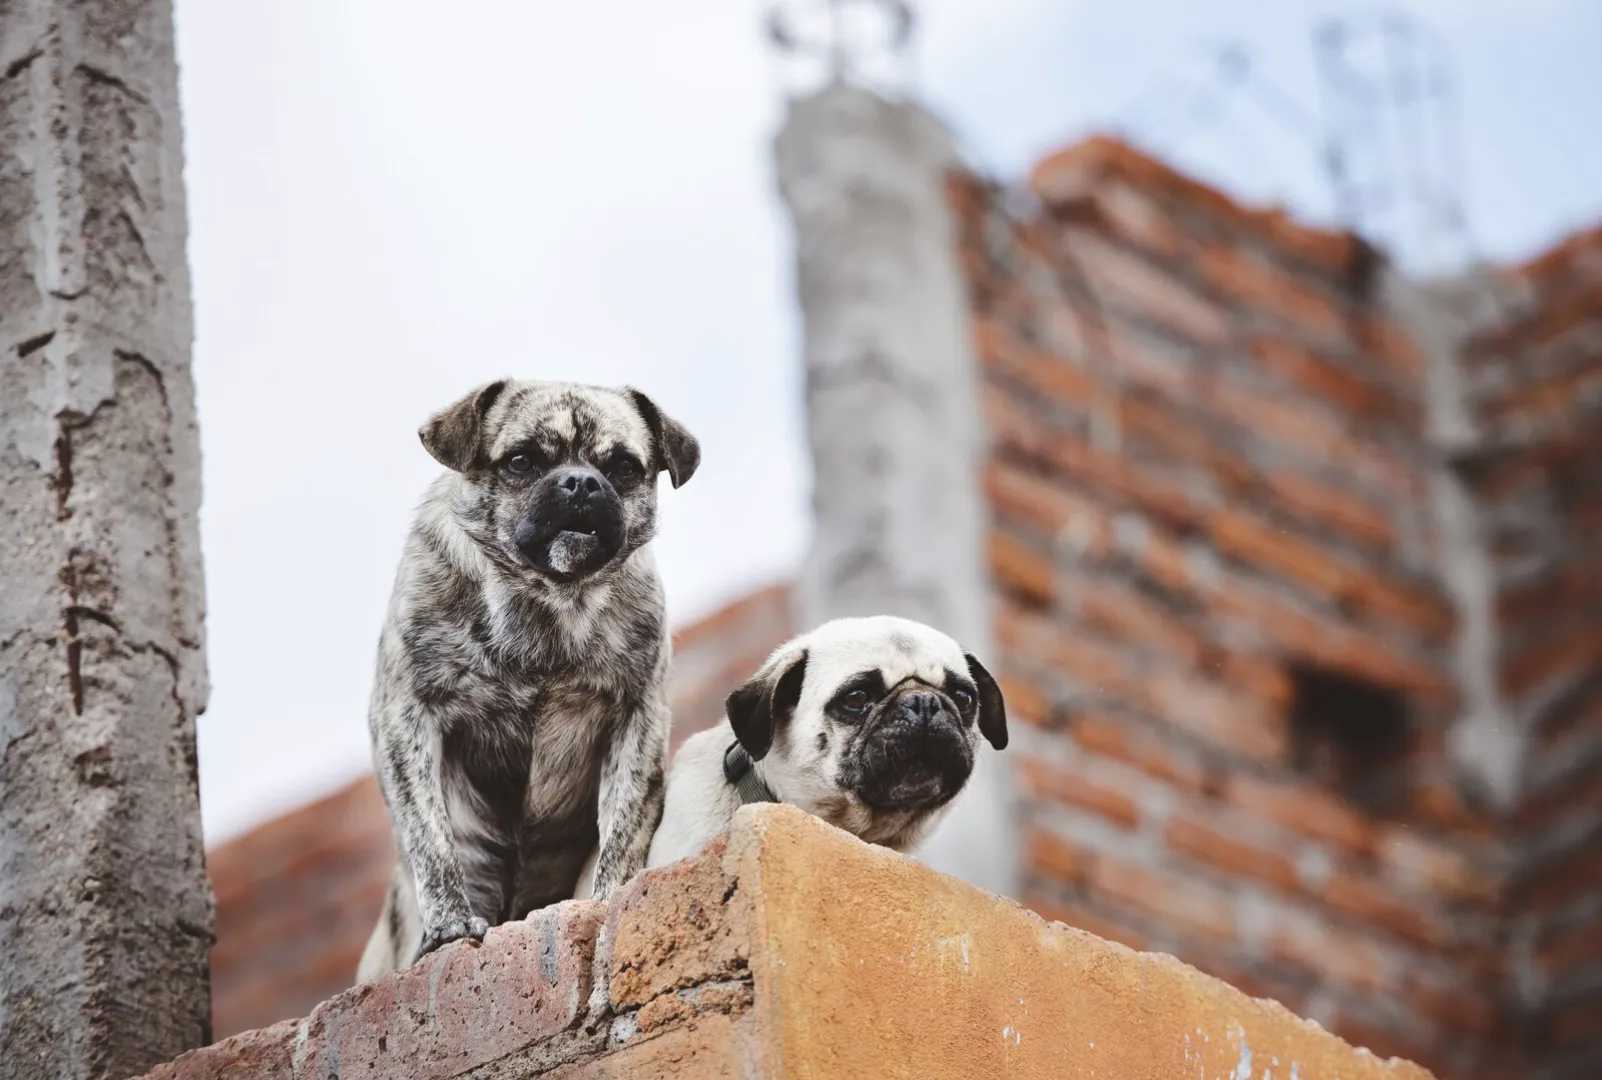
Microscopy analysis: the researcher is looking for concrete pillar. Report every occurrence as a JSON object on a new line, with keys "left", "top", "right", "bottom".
{"left": 1381, "top": 267, "right": 1526, "bottom": 811}
{"left": 0, "top": 2, "right": 214, "bottom": 1076}
{"left": 775, "top": 84, "right": 1020, "bottom": 898}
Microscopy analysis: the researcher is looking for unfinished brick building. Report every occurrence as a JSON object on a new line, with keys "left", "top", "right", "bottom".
{"left": 202, "top": 133, "right": 1601, "bottom": 1079}
{"left": 949, "top": 138, "right": 1602, "bottom": 1080}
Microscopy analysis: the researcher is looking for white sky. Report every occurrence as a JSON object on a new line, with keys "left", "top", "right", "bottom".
{"left": 176, "top": 0, "right": 1602, "bottom": 845}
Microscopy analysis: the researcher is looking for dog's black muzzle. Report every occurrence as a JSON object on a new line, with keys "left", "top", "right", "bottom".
{"left": 513, "top": 466, "right": 626, "bottom": 580}
{"left": 845, "top": 687, "right": 975, "bottom": 813}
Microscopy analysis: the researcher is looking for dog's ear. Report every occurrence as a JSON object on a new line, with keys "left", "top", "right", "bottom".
{"left": 965, "top": 652, "right": 1008, "bottom": 751}
{"left": 724, "top": 650, "right": 808, "bottom": 761}
{"left": 420, "top": 379, "right": 510, "bottom": 472}
{"left": 625, "top": 388, "right": 701, "bottom": 489}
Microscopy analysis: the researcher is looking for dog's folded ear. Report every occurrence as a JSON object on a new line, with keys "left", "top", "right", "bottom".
{"left": 625, "top": 388, "right": 700, "bottom": 489}
{"left": 420, "top": 379, "right": 510, "bottom": 472}
{"left": 964, "top": 652, "right": 1008, "bottom": 751}
{"left": 724, "top": 650, "right": 808, "bottom": 761}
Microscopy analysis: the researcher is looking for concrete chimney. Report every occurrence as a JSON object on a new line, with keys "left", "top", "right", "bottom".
{"left": 775, "top": 83, "right": 1020, "bottom": 898}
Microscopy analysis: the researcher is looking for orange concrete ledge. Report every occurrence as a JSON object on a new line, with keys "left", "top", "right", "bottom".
{"left": 139, "top": 804, "right": 1438, "bottom": 1080}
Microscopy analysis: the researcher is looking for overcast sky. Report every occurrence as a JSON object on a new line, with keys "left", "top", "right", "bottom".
{"left": 175, "top": 0, "right": 1602, "bottom": 845}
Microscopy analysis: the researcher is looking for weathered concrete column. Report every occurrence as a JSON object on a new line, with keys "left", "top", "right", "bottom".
{"left": 1380, "top": 267, "right": 1527, "bottom": 811}
{"left": 775, "top": 83, "right": 1020, "bottom": 898}
{"left": 0, "top": 2, "right": 214, "bottom": 1076}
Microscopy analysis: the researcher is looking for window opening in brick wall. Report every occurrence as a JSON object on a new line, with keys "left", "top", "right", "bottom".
{"left": 1287, "top": 664, "right": 1411, "bottom": 810}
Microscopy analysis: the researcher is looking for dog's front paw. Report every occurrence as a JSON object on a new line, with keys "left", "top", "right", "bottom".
{"left": 414, "top": 915, "right": 490, "bottom": 963}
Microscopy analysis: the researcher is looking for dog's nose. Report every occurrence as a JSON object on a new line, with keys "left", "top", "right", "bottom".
{"left": 554, "top": 467, "right": 604, "bottom": 501}
{"left": 901, "top": 690, "right": 943, "bottom": 729}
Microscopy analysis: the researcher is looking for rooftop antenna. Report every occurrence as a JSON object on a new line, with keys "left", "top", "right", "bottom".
{"left": 1314, "top": 10, "right": 1473, "bottom": 276}
{"left": 1111, "top": 9, "right": 1472, "bottom": 275}
{"left": 765, "top": 0, "right": 917, "bottom": 98}
{"left": 1116, "top": 41, "right": 1322, "bottom": 159}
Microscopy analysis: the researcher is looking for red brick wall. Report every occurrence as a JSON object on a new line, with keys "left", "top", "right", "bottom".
{"left": 948, "top": 139, "right": 1495, "bottom": 1079}
{"left": 1458, "top": 227, "right": 1602, "bottom": 1077}
{"left": 950, "top": 137, "right": 1601, "bottom": 1080}
{"left": 205, "top": 583, "right": 793, "bottom": 1039}
{"left": 660, "top": 581, "right": 795, "bottom": 751}
{"left": 208, "top": 777, "right": 394, "bottom": 1038}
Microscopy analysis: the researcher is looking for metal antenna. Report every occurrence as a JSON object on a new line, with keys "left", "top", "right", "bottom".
{"left": 1313, "top": 9, "right": 1473, "bottom": 275}
{"left": 765, "top": 0, "right": 917, "bottom": 98}
{"left": 1108, "top": 9, "right": 1473, "bottom": 275}
{"left": 1115, "top": 40, "right": 1322, "bottom": 161}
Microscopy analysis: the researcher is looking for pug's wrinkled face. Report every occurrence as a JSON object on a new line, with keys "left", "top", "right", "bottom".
{"left": 419, "top": 379, "right": 699, "bottom": 583}
{"left": 724, "top": 616, "right": 1008, "bottom": 846}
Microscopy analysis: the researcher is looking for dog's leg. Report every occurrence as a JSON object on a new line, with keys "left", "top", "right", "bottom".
{"left": 588, "top": 695, "right": 669, "bottom": 901}
{"left": 373, "top": 697, "right": 489, "bottom": 962}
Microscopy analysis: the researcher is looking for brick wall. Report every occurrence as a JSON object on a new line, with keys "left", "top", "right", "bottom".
{"left": 952, "top": 137, "right": 1473, "bottom": 1072}
{"left": 208, "top": 778, "right": 394, "bottom": 1038}
{"left": 1456, "top": 227, "right": 1602, "bottom": 1075}
{"left": 143, "top": 804, "right": 1442, "bottom": 1080}
{"left": 948, "top": 136, "right": 1601, "bottom": 1080}
{"left": 205, "top": 584, "right": 793, "bottom": 1039}
{"left": 657, "top": 582, "right": 795, "bottom": 750}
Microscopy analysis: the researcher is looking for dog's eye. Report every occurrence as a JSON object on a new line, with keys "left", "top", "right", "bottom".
{"left": 839, "top": 690, "right": 871, "bottom": 715}
{"left": 607, "top": 456, "right": 643, "bottom": 485}
{"left": 504, "top": 454, "right": 535, "bottom": 476}
{"left": 952, "top": 688, "right": 976, "bottom": 714}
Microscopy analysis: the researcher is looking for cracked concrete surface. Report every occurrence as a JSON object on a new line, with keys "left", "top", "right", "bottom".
{"left": 1, "top": 2, "right": 213, "bottom": 1077}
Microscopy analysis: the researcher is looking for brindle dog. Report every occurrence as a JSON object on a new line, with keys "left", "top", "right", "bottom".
{"left": 356, "top": 378, "right": 697, "bottom": 980}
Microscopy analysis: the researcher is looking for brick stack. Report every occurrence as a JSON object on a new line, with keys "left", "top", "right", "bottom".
{"left": 1456, "top": 227, "right": 1602, "bottom": 1075}
{"left": 947, "top": 135, "right": 1578, "bottom": 1080}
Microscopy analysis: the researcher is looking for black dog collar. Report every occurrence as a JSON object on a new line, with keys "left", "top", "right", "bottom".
{"left": 723, "top": 743, "right": 776, "bottom": 806}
